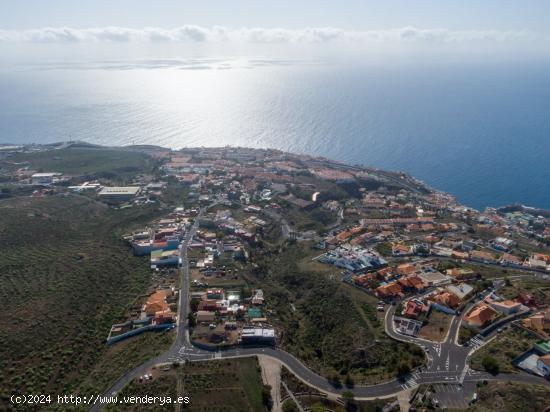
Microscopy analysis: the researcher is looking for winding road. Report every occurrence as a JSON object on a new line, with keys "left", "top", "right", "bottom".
{"left": 90, "top": 206, "right": 550, "bottom": 411}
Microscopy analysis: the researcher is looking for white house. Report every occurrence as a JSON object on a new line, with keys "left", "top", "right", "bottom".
{"left": 31, "top": 172, "right": 61, "bottom": 185}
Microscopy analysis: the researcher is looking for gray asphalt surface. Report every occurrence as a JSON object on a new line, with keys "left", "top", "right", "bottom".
{"left": 89, "top": 206, "right": 550, "bottom": 411}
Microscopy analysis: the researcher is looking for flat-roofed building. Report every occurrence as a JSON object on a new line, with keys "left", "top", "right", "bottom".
{"left": 446, "top": 283, "right": 474, "bottom": 301}
{"left": 535, "top": 340, "right": 550, "bottom": 356}
{"left": 536, "top": 355, "right": 550, "bottom": 377}
{"left": 241, "top": 327, "right": 275, "bottom": 345}
{"left": 196, "top": 311, "right": 216, "bottom": 323}
{"left": 446, "top": 267, "right": 476, "bottom": 281}
{"left": 489, "top": 299, "right": 523, "bottom": 315}
{"left": 150, "top": 249, "right": 180, "bottom": 267}
{"left": 394, "top": 316, "right": 423, "bottom": 337}
{"left": 98, "top": 186, "right": 141, "bottom": 203}
{"left": 31, "top": 172, "right": 61, "bottom": 185}
{"left": 527, "top": 253, "right": 550, "bottom": 270}
{"left": 417, "top": 271, "right": 450, "bottom": 287}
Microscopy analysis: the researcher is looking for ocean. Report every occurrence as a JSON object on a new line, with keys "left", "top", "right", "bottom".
{"left": 1, "top": 58, "right": 549, "bottom": 210}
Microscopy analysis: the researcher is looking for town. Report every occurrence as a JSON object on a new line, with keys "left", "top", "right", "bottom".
{"left": 1, "top": 142, "right": 549, "bottom": 411}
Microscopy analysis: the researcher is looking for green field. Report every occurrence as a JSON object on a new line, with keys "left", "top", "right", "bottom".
{"left": 0, "top": 194, "right": 169, "bottom": 408}
{"left": 7, "top": 147, "right": 157, "bottom": 182}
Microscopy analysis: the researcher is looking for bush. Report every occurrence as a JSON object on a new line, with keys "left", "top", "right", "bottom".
{"left": 283, "top": 399, "right": 298, "bottom": 412}
{"left": 482, "top": 356, "right": 500, "bottom": 375}
{"left": 341, "top": 390, "right": 355, "bottom": 404}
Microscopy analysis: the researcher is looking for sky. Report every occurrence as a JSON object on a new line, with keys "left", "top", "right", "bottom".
{"left": 1, "top": 0, "right": 550, "bottom": 31}
{"left": 0, "top": 1, "right": 549, "bottom": 63}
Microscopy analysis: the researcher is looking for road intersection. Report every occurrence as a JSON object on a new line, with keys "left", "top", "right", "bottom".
{"left": 90, "top": 206, "right": 550, "bottom": 411}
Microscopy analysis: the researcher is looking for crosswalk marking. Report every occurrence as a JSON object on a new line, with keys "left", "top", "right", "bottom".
{"left": 468, "top": 336, "right": 485, "bottom": 350}
{"left": 401, "top": 374, "right": 419, "bottom": 389}
{"left": 459, "top": 365, "right": 469, "bottom": 384}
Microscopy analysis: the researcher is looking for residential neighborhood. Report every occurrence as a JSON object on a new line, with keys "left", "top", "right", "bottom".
{"left": 1, "top": 143, "right": 550, "bottom": 411}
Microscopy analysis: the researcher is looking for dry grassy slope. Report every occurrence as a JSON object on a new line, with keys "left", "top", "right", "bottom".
{"left": 0, "top": 194, "right": 163, "bottom": 404}
{"left": 467, "top": 381, "right": 550, "bottom": 412}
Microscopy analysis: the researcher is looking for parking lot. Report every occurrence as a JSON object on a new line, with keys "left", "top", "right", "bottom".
{"left": 431, "top": 382, "right": 476, "bottom": 409}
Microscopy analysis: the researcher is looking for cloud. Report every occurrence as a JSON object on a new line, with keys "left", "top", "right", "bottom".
{"left": 0, "top": 25, "right": 547, "bottom": 45}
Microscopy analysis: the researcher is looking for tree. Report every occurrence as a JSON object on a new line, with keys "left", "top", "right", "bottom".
{"left": 282, "top": 399, "right": 298, "bottom": 412}
{"left": 396, "top": 362, "right": 411, "bottom": 377}
{"left": 341, "top": 391, "right": 356, "bottom": 411}
{"left": 375, "top": 242, "right": 392, "bottom": 257}
{"left": 328, "top": 373, "right": 342, "bottom": 388}
{"left": 481, "top": 356, "right": 500, "bottom": 375}
{"left": 341, "top": 391, "right": 355, "bottom": 403}
{"left": 261, "top": 385, "right": 272, "bottom": 409}
{"left": 344, "top": 373, "right": 354, "bottom": 388}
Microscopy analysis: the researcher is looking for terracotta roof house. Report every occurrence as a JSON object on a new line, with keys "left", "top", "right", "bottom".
{"left": 396, "top": 263, "right": 416, "bottom": 276}
{"left": 425, "top": 235, "right": 440, "bottom": 244}
{"left": 143, "top": 290, "right": 170, "bottom": 316}
{"left": 397, "top": 277, "right": 413, "bottom": 288}
{"left": 376, "top": 267, "right": 393, "bottom": 280}
{"left": 407, "top": 276, "right": 426, "bottom": 291}
{"left": 433, "top": 291, "right": 461, "bottom": 309}
{"left": 404, "top": 300, "right": 429, "bottom": 319}
{"left": 451, "top": 251, "right": 469, "bottom": 260}
{"left": 397, "top": 275, "right": 426, "bottom": 292}
{"left": 522, "top": 310, "right": 550, "bottom": 336}
{"left": 376, "top": 282, "right": 404, "bottom": 299}
{"left": 154, "top": 309, "right": 176, "bottom": 324}
{"left": 144, "top": 301, "right": 166, "bottom": 316}
{"left": 464, "top": 303, "right": 498, "bottom": 328}
{"left": 392, "top": 243, "right": 411, "bottom": 255}
{"left": 518, "top": 292, "right": 536, "bottom": 307}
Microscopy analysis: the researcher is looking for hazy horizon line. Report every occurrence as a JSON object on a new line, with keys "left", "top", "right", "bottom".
{"left": 1, "top": 25, "right": 548, "bottom": 45}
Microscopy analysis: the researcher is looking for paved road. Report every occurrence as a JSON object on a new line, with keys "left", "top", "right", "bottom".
{"left": 90, "top": 208, "right": 550, "bottom": 410}
{"left": 384, "top": 304, "right": 470, "bottom": 386}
